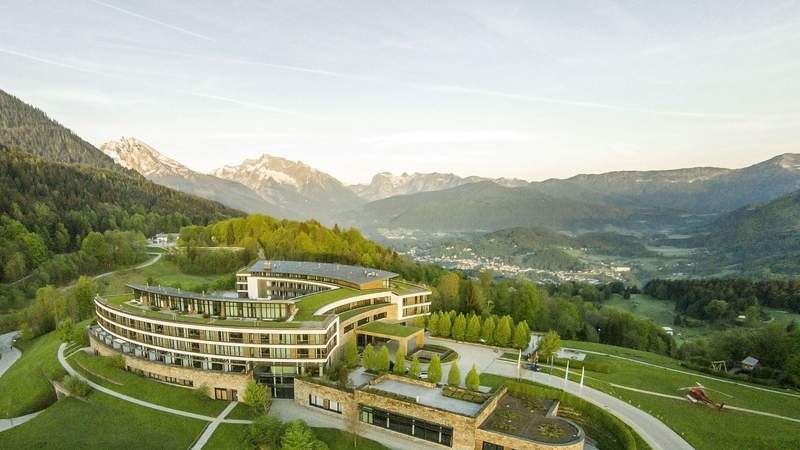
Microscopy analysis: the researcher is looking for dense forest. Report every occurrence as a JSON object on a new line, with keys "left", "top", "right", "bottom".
{"left": 0, "top": 147, "right": 239, "bottom": 282}
{"left": 644, "top": 278, "right": 800, "bottom": 316}
{"left": 0, "top": 89, "right": 119, "bottom": 169}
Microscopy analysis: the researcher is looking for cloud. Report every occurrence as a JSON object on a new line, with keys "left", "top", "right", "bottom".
{"left": 88, "top": 0, "right": 215, "bottom": 42}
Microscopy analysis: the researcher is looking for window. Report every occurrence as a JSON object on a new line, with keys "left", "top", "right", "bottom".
{"left": 359, "top": 405, "right": 452, "bottom": 446}
{"left": 482, "top": 443, "right": 504, "bottom": 450}
{"left": 309, "top": 394, "right": 342, "bottom": 414}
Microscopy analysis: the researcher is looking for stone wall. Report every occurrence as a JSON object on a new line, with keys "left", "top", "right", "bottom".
{"left": 369, "top": 373, "right": 437, "bottom": 389}
{"left": 354, "top": 389, "right": 480, "bottom": 450}
{"left": 474, "top": 429, "right": 584, "bottom": 450}
{"left": 90, "top": 335, "right": 250, "bottom": 399}
{"left": 293, "top": 378, "right": 357, "bottom": 423}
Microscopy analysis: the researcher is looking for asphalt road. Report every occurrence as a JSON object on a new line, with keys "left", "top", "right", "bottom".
{"left": 426, "top": 337, "right": 695, "bottom": 450}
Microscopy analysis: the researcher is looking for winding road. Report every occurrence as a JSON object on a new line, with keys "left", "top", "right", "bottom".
{"left": 426, "top": 337, "right": 695, "bottom": 450}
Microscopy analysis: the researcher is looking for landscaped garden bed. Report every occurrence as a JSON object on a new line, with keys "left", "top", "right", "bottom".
{"left": 442, "top": 385, "right": 492, "bottom": 404}
{"left": 407, "top": 344, "right": 458, "bottom": 363}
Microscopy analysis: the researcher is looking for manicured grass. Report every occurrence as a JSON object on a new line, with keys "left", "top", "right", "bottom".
{"left": 0, "top": 327, "right": 72, "bottom": 418}
{"left": 203, "top": 423, "right": 248, "bottom": 449}
{"left": 614, "top": 389, "right": 800, "bottom": 450}
{"left": 0, "top": 391, "right": 207, "bottom": 449}
{"left": 357, "top": 321, "right": 421, "bottom": 338}
{"left": 551, "top": 341, "right": 800, "bottom": 450}
{"left": 223, "top": 401, "right": 261, "bottom": 420}
{"left": 70, "top": 351, "right": 228, "bottom": 416}
{"left": 203, "top": 424, "right": 390, "bottom": 450}
{"left": 561, "top": 340, "right": 800, "bottom": 418}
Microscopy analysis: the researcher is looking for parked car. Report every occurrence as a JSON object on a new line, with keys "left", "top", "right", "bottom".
{"left": 527, "top": 363, "right": 541, "bottom": 372}
{"left": 418, "top": 370, "right": 428, "bottom": 380}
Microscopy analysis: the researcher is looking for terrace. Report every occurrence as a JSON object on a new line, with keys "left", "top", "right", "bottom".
{"left": 95, "top": 295, "right": 327, "bottom": 329}
{"left": 363, "top": 376, "right": 486, "bottom": 416}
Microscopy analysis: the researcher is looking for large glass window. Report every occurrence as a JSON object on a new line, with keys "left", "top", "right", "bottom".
{"left": 359, "top": 405, "right": 452, "bottom": 447}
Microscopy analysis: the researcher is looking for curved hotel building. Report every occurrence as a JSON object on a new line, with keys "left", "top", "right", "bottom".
{"left": 90, "top": 260, "right": 431, "bottom": 400}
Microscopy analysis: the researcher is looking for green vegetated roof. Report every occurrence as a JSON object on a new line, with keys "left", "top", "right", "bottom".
{"left": 292, "top": 287, "right": 390, "bottom": 321}
{"left": 358, "top": 321, "right": 422, "bottom": 338}
{"left": 390, "top": 280, "right": 429, "bottom": 295}
{"left": 338, "top": 303, "right": 392, "bottom": 322}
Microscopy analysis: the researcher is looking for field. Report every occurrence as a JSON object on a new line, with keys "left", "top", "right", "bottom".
{"left": 554, "top": 340, "right": 800, "bottom": 450}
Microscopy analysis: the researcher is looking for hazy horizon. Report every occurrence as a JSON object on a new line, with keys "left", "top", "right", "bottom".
{"left": 1, "top": 1, "right": 799, "bottom": 184}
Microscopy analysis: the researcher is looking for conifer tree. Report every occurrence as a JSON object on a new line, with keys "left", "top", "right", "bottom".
{"left": 376, "top": 346, "right": 390, "bottom": 373}
{"left": 428, "top": 354, "right": 442, "bottom": 383}
{"left": 439, "top": 313, "right": 452, "bottom": 338}
{"left": 409, "top": 354, "right": 421, "bottom": 378}
{"left": 513, "top": 321, "right": 531, "bottom": 350}
{"left": 495, "top": 316, "right": 512, "bottom": 347}
{"left": 394, "top": 345, "right": 406, "bottom": 374}
{"left": 362, "top": 344, "right": 375, "bottom": 371}
{"left": 447, "top": 363, "right": 461, "bottom": 386}
{"left": 343, "top": 337, "right": 358, "bottom": 368}
{"left": 466, "top": 315, "right": 481, "bottom": 342}
{"left": 452, "top": 313, "right": 467, "bottom": 341}
{"left": 428, "top": 312, "right": 440, "bottom": 336}
{"left": 481, "top": 316, "right": 496, "bottom": 345}
{"left": 466, "top": 364, "right": 481, "bottom": 391}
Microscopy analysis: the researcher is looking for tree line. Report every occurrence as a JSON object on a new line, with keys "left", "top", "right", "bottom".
{"left": 644, "top": 278, "right": 800, "bottom": 317}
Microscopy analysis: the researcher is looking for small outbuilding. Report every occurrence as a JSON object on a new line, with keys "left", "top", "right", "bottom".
{"left": 741, "top": 356, "right": 759, "bottom": 372}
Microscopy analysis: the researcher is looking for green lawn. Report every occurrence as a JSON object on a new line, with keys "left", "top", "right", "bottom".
{"left": 554, "top": 341, "right": 800, "bottom": 450}
{"left": 203, "top": 424, "right": 390, "bottom": 450}
{"left": 96, "top": 258, "right": 228, "bottom": 297}
{"left": 357, "top": 321, "right": 421, "bottom": 338}
{"left": 0, "top": 392, "right": 207, "bottom": 449}
{"left": 70, "top": 351, "right": 228, "bottom": 416}
{"left": 0, "top": 323, "right": 88, "bottom": 418}
{"left": 225, "top": 402, "right": 261, "bottom": 420}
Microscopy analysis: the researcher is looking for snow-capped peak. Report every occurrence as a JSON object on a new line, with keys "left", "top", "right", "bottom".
{"left": 100, "top": 137, "right": 191, "bottom": 177}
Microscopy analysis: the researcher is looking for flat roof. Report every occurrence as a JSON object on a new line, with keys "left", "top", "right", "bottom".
{"left": 364, "top": 378, "right": 484, "bottom": 416}
{"left": 247, "top": 260, "right": 398, "bottom": 285}
{"left": 357, "top": 321, "right": 422, "bottom": 338}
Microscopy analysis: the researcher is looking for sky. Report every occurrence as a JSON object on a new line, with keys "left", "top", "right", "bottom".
{"left": 1, "top": 0, "right": 799, "bottom": 184}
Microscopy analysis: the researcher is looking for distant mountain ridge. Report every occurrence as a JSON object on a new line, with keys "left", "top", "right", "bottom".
{"left": 336, "top": 180, "right": 632, "bottom": 231}
{"left": 100, "top": 138, "right": 297, "bottom": 218}
{"left": 212, "top": 154, "right": 364, "bottom": 220}
{"left": 350, "top": 171, "right": 527, "bottom": 201}
{"left": 339, "top": 154, "right": 800, "bottom": 232}
{"left": 697, "top": 189, "right": 800, "bottom": 275}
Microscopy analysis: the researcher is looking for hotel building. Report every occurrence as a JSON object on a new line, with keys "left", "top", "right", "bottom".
{"left": 90, "top": 260, "right": 431, "bottom": 400}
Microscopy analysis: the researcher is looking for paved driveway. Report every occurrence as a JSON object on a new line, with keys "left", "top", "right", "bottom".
{"left": 425, "top": 337, "right": 694, "bottom": 450}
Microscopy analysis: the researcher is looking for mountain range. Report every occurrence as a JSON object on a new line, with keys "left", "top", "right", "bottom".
{"left": 100, "top": 138, "right": 296, "bottom": 219}
{"left": 3, "top": 86, "right": 800, "bottom": 276}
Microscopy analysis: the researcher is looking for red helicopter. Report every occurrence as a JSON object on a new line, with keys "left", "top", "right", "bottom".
{"left": 677, "top": 383, "right": 732, "bottom": 410}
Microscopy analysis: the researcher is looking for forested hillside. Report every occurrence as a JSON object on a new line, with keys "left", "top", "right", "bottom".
{"left": 697, "top": 190, "right": 800, "bottom": 275}
{"left": 0, "top": 146, "right": 240, "bottom": 285}
{"left": 0, "top": 89, "right": 117, "bottom": 169}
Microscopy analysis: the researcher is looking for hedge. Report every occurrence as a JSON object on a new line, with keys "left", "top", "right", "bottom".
{"left": 504, "top": 379, "right": 638, "bottom": 450}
